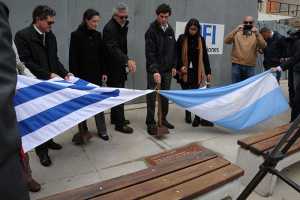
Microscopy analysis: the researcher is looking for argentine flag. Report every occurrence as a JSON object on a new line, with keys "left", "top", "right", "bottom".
{"left": 15, "top": 75, "right": 152, "bottom": 152}
{"left": 160, "top": 71, "right": 289, "bottom": 131}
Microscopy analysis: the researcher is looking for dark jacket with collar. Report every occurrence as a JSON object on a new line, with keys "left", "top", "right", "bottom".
{"left": 145, "top": 20, "right": 177, "bottom": 74}
{"left": 69, "top": 24, "right": 107, "bottom": 85}
{"left": 103, "top": 18, "right": 129, "bottom": 85}
{"left": 281, "top": 38, "right": 300, "bottom": 72}
{"left": 14, "top": 25, "right": 68, "bottom": 80}
{"left": 263, "top": 31, "right": 286, "bottom": 69}
{"left": 0, "top": 1, "right": 21, "bottom": 165}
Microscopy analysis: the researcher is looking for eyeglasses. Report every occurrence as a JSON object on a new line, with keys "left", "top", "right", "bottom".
{"left": 47, "top": 21, "right": 55, "bottom": 25}
{"left": 244, "top": 21, "right": 253, "bottom": 25}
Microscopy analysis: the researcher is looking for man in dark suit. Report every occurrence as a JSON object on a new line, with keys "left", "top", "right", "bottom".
{"left": 0, "top": 2, "right": 30, "bottom": 199}
{"left": 103, "top": 2, "right": 136, "bottom": 134}
{"left": 15, "top": 5, "right": 73, "bottom": 167}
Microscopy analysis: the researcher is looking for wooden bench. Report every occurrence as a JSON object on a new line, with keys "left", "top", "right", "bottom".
{"left": 237, "top": 124, "right": 300, "bottom": 197}
{"left": 41, "top": 144, "right": 243, "bottom": 200}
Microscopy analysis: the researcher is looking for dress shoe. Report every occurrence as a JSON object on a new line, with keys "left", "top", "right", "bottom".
{"left": 27, "top": 178, "right": 41, "bottom": 192}
{"left": 200, "top": 119, "right": 214, "bottom": 127}
{"left": 111, "top": 119, "right": 130, "bottom": 125}
{"left": 192, "top": 118, "right": 200, "bottom": 127}
{"left": 47, "top": 140, "right": 62, "bottom": 150}
{"left": 115, "top": 125, "right": 133, "bottom": 134}
{"left": 38, "top": 154, "right": 52, "bottom": 167}
{"left": 162, "top": 120, "right": 175, "bottom": 129}
{"left": 147, "top": 124, "right": 157, "bottom": 135}
{"left": 98, "top": 132, "right": 109, "bottom": 141}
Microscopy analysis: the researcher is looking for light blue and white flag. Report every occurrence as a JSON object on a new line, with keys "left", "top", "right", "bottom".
{"left": 160, "top": 71, "right": 289, "bottom": 130}
{"left": 15, "top": 75, "right": 152, "bottom": 152}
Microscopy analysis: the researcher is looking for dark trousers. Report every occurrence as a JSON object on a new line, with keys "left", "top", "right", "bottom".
{"left": 232, "top": 63, "right": 256, "bottom": 83}
{"left": 292, "top": 71, "right": 300, "bottom": 122}
{"left": 288, "top": 69, "right": 296, "bottom": 122}
{"left": 146, "top": 72, "right": 172, "bottom": 126}
{"left": 181, "top": 82, "right": 200, "bottom": 121}
{"left": 108, "top": 81, "right": 126, "bottom": 128}
{"left": 35, "top": 139, "right": 54, "bottom": 157}
{"left": 0, "top": 153, "right": 30, "bottom": 200}
{"left": 78, "top": 112, "right": 107, "bottom": 134}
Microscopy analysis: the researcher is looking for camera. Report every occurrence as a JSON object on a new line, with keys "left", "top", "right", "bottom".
{"left": 243, "top": 24, "right": 253, "bottom": 36}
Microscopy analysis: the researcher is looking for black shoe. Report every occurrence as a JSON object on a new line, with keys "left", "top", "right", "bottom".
{"left": 192, "top": 118, "right": 200, "bottom": 127}
{"left": 38, "top": 154, "right": 52, "bottom": 167}
{"left": 72, "top": 133, "right": 84, "bottom": 145}
{"left": 147, "top": 124, "right": 157, "bottom": 135}
{"left": 115, "top": 125, "right": 133, "bottom": 134}
{"left": 200, "top": 119, "right": 214, "bottom": 127}
{"left": 162, "top": 120, "right": 174, "bottom": 129}
{"left": 98, "top": 132, "right": 109, "bottom": 141}
{"left": 47, "top": 140, "right": 62, "bottom": 150}
{"left": 111, "top": 120, "right": 130, "bottom": 125}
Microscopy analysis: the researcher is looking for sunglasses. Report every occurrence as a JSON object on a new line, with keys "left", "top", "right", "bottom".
{"left": 244, "top": 21, "right": 253, "bottom": 25}
{"left": 47, "top": 21, "right": 55, "bottom": 25}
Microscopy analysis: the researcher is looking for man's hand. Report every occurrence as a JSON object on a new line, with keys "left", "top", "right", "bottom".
{"left": 207, "top": 74, "right": 212, "bottom": 82}
{"left": 271, "top": 66, "right": 282, "bottom": 72}
{"left": 180, "top": 66, "right": 187, "bottom": 73}
{"left": 235, "top": 24, "right": 244, "bottom": 33}
{"left": 50, "top": 73, "right": 59, "bottom": 79}
{"left": 153, "top": 72, "right": 161, "bottom": 84}
{"left": 102, "top": 74, "right": 108, "bottom": 82}
{"left": 172, "top": 68, "right": 177, "bottom": 77}
{"left": 128, "top": 59, "right": 136, "bottom": 73}
{"left": 64, "top": 73, "right": 74, "bottom": 81}
{"left": 252, "top": 27, "right": 258, "bottom": 35}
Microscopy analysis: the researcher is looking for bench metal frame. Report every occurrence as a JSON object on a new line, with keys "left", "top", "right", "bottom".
{"left": 237, "top": 115, "right": 300, "bottom": 199}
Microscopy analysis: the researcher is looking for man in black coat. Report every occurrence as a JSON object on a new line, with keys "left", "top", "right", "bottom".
{"left": 103, "top": 2, "right": 136, "bottom": 134}
{"left": 0, "top": 2, "right": 30, "bottom": 199}
{"left": 15, "top": 5, "right": 73, "bottom": 167}
{"left": 272, "top": 30, "right": 300, "bottom": 122}
{"left": 260, "top": 27, "right": 286, "bottom": 83}
{"left": 145, "top": 4, "right": 177, "bottom": 134}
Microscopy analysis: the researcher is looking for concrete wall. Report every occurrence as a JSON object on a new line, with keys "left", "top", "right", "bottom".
{"left": 3, "top": 0, "right": 257, "bottom": 89}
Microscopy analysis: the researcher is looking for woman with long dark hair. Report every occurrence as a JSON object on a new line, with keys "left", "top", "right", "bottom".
{"left": 69, "top": 9, "right": 109, "bottom": 144}
{"left": 176, "top": 18, "right": 214, "bottom": 127}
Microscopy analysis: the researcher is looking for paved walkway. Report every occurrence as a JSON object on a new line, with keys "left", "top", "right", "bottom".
{"left": 30, "top": 81, "right": 300, "bottom": 200}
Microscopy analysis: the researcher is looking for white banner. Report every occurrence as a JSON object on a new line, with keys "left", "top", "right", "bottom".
{"left": 176, "top": 22, "right": 225, "bottom": 55}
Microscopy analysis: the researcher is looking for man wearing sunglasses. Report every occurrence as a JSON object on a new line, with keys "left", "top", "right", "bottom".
{"left": 103, "top": 2, "right": 136, "bottom": 134}
{"left": 225, "top": 16, "right": 266, "bottom": 83}
{"left": 15, "top": 5, "right": 73, "bottom": 167}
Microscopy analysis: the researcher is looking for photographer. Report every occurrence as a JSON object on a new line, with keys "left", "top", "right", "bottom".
{"left": 225, "top": 16, "right": 266, "bottom": 83}
{"left": 272, "top": 30, "right": 300, "bottom": 122}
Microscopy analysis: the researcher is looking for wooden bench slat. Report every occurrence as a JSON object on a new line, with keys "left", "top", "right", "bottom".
{"left": 140, "top": 164, "right": 244, "bottom": 200}
{"left": 91, "top": 158, "right": 230, "bottom": 200}
{"left": 238, "top": 124, "right": 289, "bottom": 149}
{"left": 40, "top": 149, "right": 216, "bottom": 200}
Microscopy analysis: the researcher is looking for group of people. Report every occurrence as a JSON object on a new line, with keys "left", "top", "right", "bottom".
{"left": 0, "top": 1, "right": 299, "bottom": 199}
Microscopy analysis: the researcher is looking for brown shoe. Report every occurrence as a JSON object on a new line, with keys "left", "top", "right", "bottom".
{"left": 28, "top": 178, "right": 41, "bottom": 192}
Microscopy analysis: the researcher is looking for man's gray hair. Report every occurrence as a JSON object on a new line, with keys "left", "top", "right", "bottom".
{"left": 112, "top": 2, "right": 128, "bottom": 15}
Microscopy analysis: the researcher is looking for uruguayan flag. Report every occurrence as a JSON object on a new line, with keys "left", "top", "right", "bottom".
{"left": 160, "top": 71, "right": 289, "bottom": 130}
{"left": 16, "top": 75, "right": 152, "bottom": 152}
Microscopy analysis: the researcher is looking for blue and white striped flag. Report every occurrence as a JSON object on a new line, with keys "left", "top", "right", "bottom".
{"left": 160, "top": 71, "right": 289, "bottom": 130}
{"left": 16, "top": 75, "right": 152, "bottom": 152}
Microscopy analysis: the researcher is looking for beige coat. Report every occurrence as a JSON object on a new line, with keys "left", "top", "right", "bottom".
{"left": 224, "top": 30, "right": 266, "bottom": 67}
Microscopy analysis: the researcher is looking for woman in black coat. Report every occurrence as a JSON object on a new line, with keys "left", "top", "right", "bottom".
{"left": 69, "top": 9, "right": 109, "bottom": 143}
{"left": 176, "top": 18, "right": 214, "bottom": 127}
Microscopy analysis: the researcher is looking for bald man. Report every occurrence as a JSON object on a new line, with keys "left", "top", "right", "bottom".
{"left": 225, "top": 16, "right": 266, "bottom": 83}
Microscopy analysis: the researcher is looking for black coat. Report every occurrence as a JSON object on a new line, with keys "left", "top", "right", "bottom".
{"left": 14, "top": 25, "right": 68, "bottom": 80}
{"left": 69, "top": 24, "right": 107, "bottom": 85}
{"left": 263, "top": 31, "right": 286, "bottom": 69}
{"left": 145, "top": 20, "right": 177, "bottom": 74}
{"left": 176, "top": 34, "right": 211, "bottom": 85}
{"left": 0, "top": 2, "right": 21, "bottom": 165}
{"left": 103, "top": 18, "right": 129, "bottom": 85}
{"left": 282, "top": 38, "right": 300, "bottom": 72}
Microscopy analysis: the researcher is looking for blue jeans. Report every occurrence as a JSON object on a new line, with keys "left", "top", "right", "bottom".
{"left": 232, "top": 63, "right": 256, "bottom": 83}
